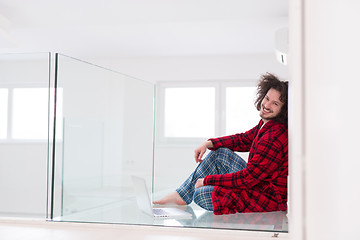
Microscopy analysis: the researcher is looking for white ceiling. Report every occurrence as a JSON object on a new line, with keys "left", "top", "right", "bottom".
{"left": 0, "top": 0, "right": 288, "bottom": 58}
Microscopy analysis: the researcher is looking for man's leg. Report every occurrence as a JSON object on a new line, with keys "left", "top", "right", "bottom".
{"left": 176, "top": 148, "right": 246, "bottom": 204}
{"left": 193, "top": 185, "right": 215, "bottom": 211}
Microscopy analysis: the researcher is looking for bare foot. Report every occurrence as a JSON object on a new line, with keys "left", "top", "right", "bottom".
{"left": 153, "top": 191, "right": 187, "bottom": 205}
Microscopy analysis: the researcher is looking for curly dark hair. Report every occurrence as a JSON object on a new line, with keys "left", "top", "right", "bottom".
{"left": 254, "top": 73, "right": 288, "bottom": 126}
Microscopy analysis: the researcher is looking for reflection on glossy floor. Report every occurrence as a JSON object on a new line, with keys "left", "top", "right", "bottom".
{"left": 55, "top": 197, "right": 288, "bottom": 232}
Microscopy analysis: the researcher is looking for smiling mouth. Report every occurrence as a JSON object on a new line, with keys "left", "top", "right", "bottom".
{"left": 262, "top": 106, "right": 272, "bottom": 113}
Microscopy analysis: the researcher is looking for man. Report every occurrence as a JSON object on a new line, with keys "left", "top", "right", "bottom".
{"left": 154, "top": 73, "right": 288, "bottom": 215}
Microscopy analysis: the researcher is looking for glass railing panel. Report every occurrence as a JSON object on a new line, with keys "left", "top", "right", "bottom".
{"left": 51, "top": 54, "right": 155, "bottom": 221}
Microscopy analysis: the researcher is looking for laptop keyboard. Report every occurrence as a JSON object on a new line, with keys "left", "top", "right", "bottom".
{"left": 153, "top": 208, "right": 168, "bottom": 216}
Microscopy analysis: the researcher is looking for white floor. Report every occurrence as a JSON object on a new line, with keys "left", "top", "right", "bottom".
{"left": 0, "top": 188, "right": 289, "bottom": 240}
{"left": 0, "top": 218, "right": 289, "bottom": 240}
{"left": 55, "top": 194, "right": 288, "bottom": 232}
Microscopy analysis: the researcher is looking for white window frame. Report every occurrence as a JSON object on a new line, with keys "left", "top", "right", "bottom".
{"left": 156, "top": 81, "right": 220, "bottom": 145}
{"left": 156, "top": 79, "right": 258, "bottom": 146}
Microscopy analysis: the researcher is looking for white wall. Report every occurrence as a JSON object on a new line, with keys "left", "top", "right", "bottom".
{"left": 305, "top": 1, "right": 360, "bottom": 239}
{"left": 83, "top": 53, "right": 289, "bottom": 83}
{"left": 289, "top": 1, "right": 360, "bottom": 240}
{"left": 0, "top": 55, "right": 49, "bottom": 217}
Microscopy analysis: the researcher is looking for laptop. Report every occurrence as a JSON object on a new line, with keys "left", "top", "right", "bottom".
{"left": 132, "top": 176, "right": 192, "bottom": 218}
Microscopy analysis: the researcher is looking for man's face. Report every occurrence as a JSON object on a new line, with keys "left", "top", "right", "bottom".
{"left": 259, "top": 88, "right": 284, "bottom": 123}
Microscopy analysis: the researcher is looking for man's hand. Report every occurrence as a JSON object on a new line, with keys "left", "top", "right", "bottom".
{"left": 194, "top": 140, "right": 213, "bottom": 163}
{"left": 195, "top": 178, "right": 204, "bottom": 189}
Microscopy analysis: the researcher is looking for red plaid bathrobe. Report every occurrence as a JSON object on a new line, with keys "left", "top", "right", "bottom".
{"left": 204, "top": 120, "right": 288, "bottom": 215}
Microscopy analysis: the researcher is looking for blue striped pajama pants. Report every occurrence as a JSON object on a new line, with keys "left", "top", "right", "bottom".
{"left": 176, "top": 148, "right": 247, "bottom": 211}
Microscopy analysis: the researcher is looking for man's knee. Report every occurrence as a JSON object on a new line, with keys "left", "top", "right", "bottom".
{"left": 216, "top": 147, "right": 233, "bottom": 155}
{"left": 206, "top": 148, "right": 232, "bottom": 161}
{"left": 211, "top": 148, "right": 235, "bottom": 163}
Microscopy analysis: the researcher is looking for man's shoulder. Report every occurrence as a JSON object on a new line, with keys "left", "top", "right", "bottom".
{"left": 268, "top": 120, "right": 287, "bottom": 131}
{"left": 263, "top": 121, "right": 288, "bottom": 141}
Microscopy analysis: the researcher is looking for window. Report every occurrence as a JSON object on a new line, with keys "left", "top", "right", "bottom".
{"left": 157, "top": 81, "right": 259, "bottom": 143}
{"left": 0, "top": 87, "right": 63, "bottom": 141}
{"left": 12, "top": 88, "right": 49, "bottom": 139}
{"left": 164, "top": 87, "right": 215, "bottom": 138}
{"left": 225, "top": 87, "right": 259, "bottom": 135}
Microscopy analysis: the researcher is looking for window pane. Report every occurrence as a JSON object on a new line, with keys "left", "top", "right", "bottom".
{"left": 0, "top": 89, "right": 8, "bottom": 139}
{"left": 12, "top": 88, "right": 48, "bottom": 139}
{"left": 164, "top": 87, "right": 215, "bottom": 138}
{"left": 226, "top": 87, "right": 259, "bottom": 135}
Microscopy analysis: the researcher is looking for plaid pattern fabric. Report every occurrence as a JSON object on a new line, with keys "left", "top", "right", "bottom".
{"left": 176, "top": 148, "right": 247, "bottom": 207}
{"left": 193, "top": 185, "right": 215, "bottom": 211}
{"left": 205, "top": 120, "right": 288, "bottom": 215}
